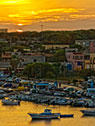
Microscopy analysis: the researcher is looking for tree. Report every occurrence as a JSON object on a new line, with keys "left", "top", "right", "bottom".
{"left": 52, "top": 49, "right": 66, "bottom": 62}
{"left": 23, "top": 63, "right": 55, "bottom": 79}
{"left": 70, "top": 44, "right": 84, "bottom": 52}
{"left": 10, "top": 56, "right": 20, "bottom": 74}
{"left": 53, "top": 63, "right": 61, "bottom": 80}
{"left": 23, "top": 64, "right": 33, "bottom": 79}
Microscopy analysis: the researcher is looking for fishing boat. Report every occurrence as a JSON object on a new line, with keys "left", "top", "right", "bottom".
{"left": 80, "top": 110, "right": 95, "bottom": 116}
{"left": 28, "top": 109, "right": 74, "bottom": 120}
{"left": 28, "top": 109, "right": 60, "bottom": 120}
{"left": 2, "top": 98, "right": 20, "bottom": 105}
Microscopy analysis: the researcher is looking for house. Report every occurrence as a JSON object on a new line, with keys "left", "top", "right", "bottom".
{"left": 0, "top": 38, "right": 8, "bottom": 43}
{"left": 90, "top": 41, "right": 95, "bottom": 53}
{"left": 0, "top": 61, "right": 11, "bottom": 74}
{"left": 89, "top": 41, "right": 95, "bottom": 70}
{"left": 75, "top": 40, "right": 92, "bottom": 47}
{"left": 73, "top": 40, "right": 95, "bottom": 71}
{"left": 0, "top": 29, "right": 8, "bottom": 33}
{"left": 66, "top": 52, "right": 84, "bottom": 70}
{"left": 90, "top": 53, "right": 95, "bottom": 70}
{"left": 1, "top": 52, "right": 12, "bottom": 62}
{"left": 20, "top": 53, "right": 46, "bottom": 66}
{"left": 65, "top": 48, "right": 78, "bottom": 52}
{"left": 43, "top": 44, "right": 69, "bottom": 50}
{"left": 84, "top": 54, "right": 90, "bottom": 69}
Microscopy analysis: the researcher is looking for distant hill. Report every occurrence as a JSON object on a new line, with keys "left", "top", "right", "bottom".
{"left": 0, "top": 29, "right": 95, "bottom": 45}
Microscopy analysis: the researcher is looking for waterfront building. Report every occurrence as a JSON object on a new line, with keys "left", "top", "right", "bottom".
{"left": 89, "top": 41, "right": 95, "bottom": 70}
{"left": 43, "top": 44, "right": 69, "bottom": 50}
{"left": 84, "top": 54, "right": 90, "bottom": 69}
{"left": 0, "top": 38, "right": 8, "bottom": 43}
{"left": 66, "top": 52, "right": 84, "bottom": 70}
{"left": 20, "top": 53, "right": 46, "bottom": 66}
{"left": 0, "top": 29, "right": 8, "bottom": 33}
{"left": 65, "top": 48, "right": 78, "bottom": 53}
{"left": 90, "top": 53, "right": 95, "bottom": 70}
{"left": 90, "top": 41, "right": 95, "bottom": 53}
{"left": 1, "top": 52, "right": 12, "bottom": 62}
{"left": 75, "top": 40, "right": 93, "bottom": 47}
{"left": 0, "top": 61, "right": 11, "bottom": 71}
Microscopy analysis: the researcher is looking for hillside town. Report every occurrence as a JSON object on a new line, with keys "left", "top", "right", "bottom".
{"left": 0, "top": 29, "right": 95, "bottom": 80}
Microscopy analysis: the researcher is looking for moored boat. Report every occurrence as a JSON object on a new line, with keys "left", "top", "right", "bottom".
{"left": 80, "top": 110, "right": 95, "bottom": 116}
{"left": 28, "top": 109, "right": 60, "bottom": 120}
{"left": 2, "top": 99, "right": 20, "bottom": 105}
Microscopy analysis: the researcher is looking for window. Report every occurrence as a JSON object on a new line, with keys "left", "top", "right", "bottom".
{"left": 80, "top": 56, "right": 83, "bottom": 60}
{"left": 77, "top": 61, "right": 83, "bottom": 66}
{"left": 75, "top": 56, "right": 79, "bottom": 60}
{"left": 33, "top": 59, "right": 37, "bottom": 62}
{"left": 87, "top": 64, "right": 90, "bottom": 69}
{"left": 84, "top": 55, "right": 90, "bottom": 60}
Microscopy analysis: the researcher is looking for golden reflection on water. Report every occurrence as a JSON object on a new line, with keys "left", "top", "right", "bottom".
{"left": 0, "top": 100, "right": 95, "bottom": 126}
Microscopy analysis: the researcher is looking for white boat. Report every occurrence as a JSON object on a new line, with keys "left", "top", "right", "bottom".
{"left": 28, "top": 109, "right": 60, "bottom": 120}
{"left": 80, "top": 110, "right": 95, "bottom": 116}
{"left": 2, "top": 99, "right": 20, "bottom": 105}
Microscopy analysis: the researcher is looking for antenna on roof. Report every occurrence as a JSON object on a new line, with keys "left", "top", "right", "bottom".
{"left": 40, "top": 25, "right": 43, "bottom": 32}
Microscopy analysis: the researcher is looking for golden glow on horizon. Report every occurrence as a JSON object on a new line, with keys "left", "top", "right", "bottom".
{"left": 18, "top": 24, "right": 23, "bottom": 26}
{"left": 0, "top": 0, "right": 95, "bottom": 31}
{"left": 0, "top": 0, "right": 29, "bottom": 4}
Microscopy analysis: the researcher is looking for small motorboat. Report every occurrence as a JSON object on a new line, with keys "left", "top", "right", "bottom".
{"left": 2, "top": 98, "right": 20, "bottom": 105}
{"left": 28, "top": 109, "right": 60, "bottom": 120}
{"left": 80, "top": 110, "right": 95, "bottom": 116}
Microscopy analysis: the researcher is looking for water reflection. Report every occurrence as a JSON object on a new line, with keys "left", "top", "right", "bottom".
{"left": 30, "top": 119, "right": 61, "bottom": 126}
{"left": 0, "top": 101, "right": 95, "bottom": 126}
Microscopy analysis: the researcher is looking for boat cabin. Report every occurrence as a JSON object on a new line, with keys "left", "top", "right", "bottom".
{"left": 44, "top": 109, "right": 52, "bottom": 113}
{"left": 86, "top": 88, "right": 95, "bottom": 96}
{"left": 33, "top": 83, "right": 49, "bottom": 90}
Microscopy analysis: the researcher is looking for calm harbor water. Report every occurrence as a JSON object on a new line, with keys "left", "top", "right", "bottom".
{"left": 0, "top": 101, "right": 95, "bottom": 126}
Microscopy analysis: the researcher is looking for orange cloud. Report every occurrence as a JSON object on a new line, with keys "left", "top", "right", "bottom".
{"left": 7, "top": 8, "right": 85, "bottom": 25}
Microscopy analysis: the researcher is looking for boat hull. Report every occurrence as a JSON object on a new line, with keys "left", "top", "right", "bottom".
{"left": 2, "top": 99, "right": 20, "bottom": 105}
{"left": 28, "top": 113, "right": 59, "bottom": 120}
{"left": 60, "top": 114, "right": 74, "bottom": 118}
{"left": 80, "top": 110, "right": 95, "bottom": 116}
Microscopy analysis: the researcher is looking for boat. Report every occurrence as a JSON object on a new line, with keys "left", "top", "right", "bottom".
{"left": 2, "top": 99, "right": 20, "bottom": 105}
{"left": 71, "top": 99, "right": 85, "bottom": 107}
{"left": 84, "top": 100, "right": 95, "bottom": 108}
{"left": 60, "top": 114, "right": 74, "bottom": 118}
{"left": 80, "top": 110, "right": 95, "bottom": 116}
{"left": 28, "top": 109, "right": 60, "bottom": 120}
{"left": 50, "top": 98, "right": 71, "bottom": 105}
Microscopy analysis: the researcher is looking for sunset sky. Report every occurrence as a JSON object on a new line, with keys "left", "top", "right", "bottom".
{"left": 0, "top": 0, "right": 95, "bottom": 32}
